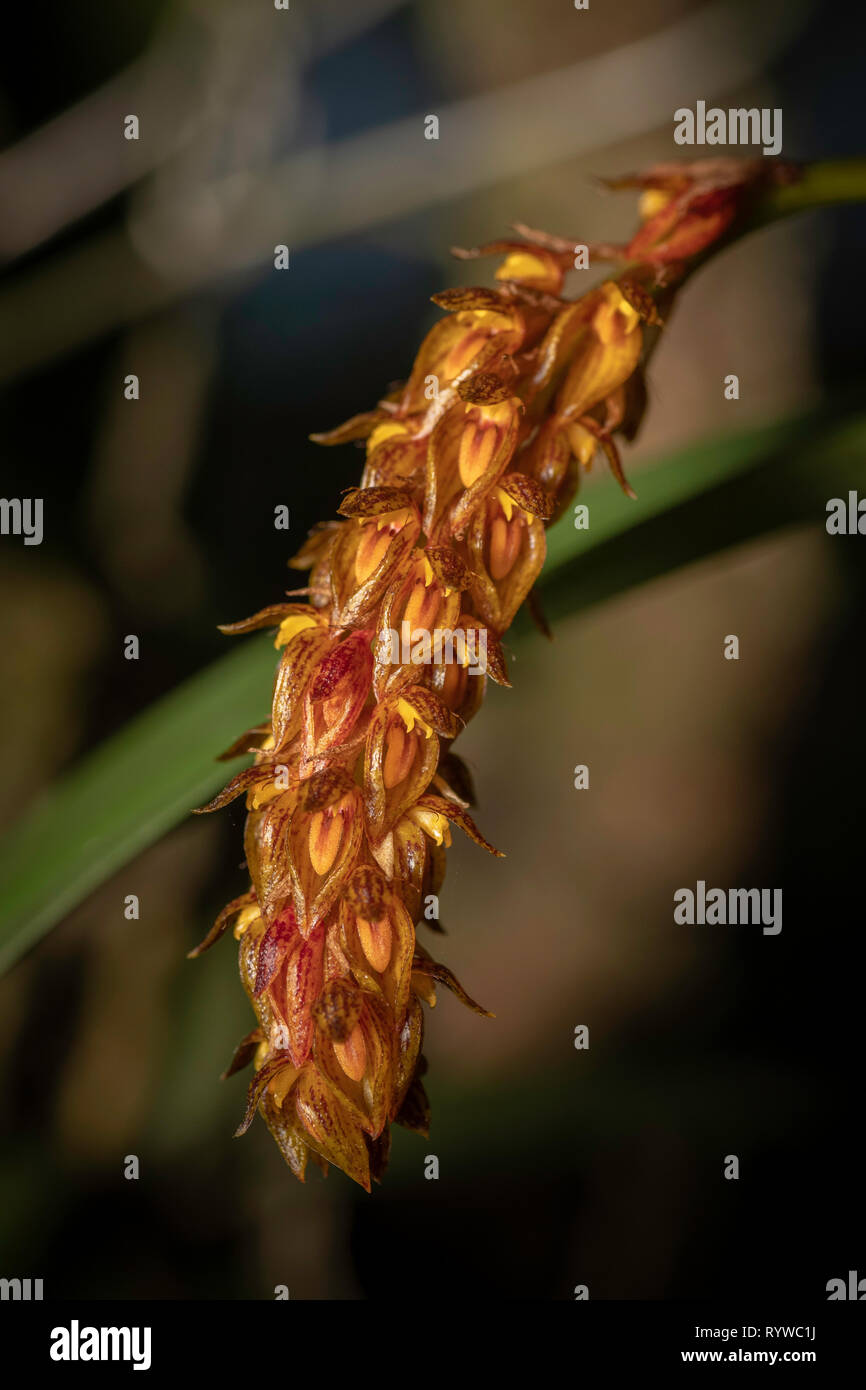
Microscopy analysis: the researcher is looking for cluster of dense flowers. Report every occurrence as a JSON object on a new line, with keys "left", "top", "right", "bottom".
{"left": 192, "top": 159, "right": 790, "bottom": 1190}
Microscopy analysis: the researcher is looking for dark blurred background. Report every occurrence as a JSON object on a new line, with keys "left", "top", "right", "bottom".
{"left": 1, "top": 0, "right": 864, "bottom": 1300}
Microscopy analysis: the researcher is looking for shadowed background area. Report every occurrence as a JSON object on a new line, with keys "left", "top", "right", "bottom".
{"left": 0, "top": 0, "right": 864, "bottom": 1300}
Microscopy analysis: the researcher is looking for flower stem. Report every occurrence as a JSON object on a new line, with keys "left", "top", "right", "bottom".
{"left": 752, "top": 158, "right": 866, "bottom": 227}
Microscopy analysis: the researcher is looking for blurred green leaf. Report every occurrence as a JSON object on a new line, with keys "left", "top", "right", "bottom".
{"left": 537, "top": 405, "right": 866, "bottom": 621}
{"left": 0, "top": 403, "right": 864, "bottom": 974}
{"left": 0, "top": 637, "right": 275, "bottom": 975}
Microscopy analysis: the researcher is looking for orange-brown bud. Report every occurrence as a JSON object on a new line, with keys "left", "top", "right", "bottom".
{"left": 286, "top": 771, "right": 364, "bottom": 933}
{"left": 301, "top": 630, "right": 373, "bottom": 763}
{"left": 342, "top": 864, "right": 414, "bottom": 1012}
{"left": 466, "top": 490, "right": 547, "bottom": 631}
{"left": 373, "top": 553, "right": 463, "bottom": 697}
{"left": 363, "top": 686, "right": 456, "bottom": 841}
